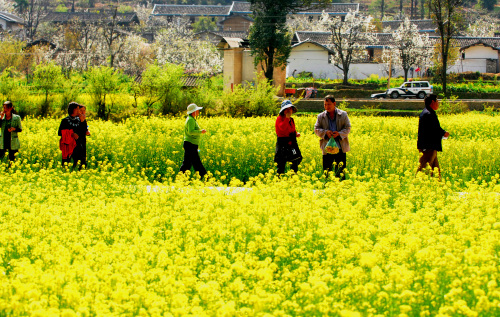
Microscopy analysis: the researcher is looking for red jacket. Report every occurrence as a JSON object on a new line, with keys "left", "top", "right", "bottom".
{"left": 275, "top": 115, "right": 297, "bottom": 138}
{"left": 60, "top": 129, "right": 76, "bottom": 159}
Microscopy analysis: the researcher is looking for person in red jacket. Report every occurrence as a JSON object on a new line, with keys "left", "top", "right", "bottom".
{"left": 274, "top": 100, "right": 302, "bottom": 174}
{"left": 58, "top": 102, "right": 81, "bottom": 167}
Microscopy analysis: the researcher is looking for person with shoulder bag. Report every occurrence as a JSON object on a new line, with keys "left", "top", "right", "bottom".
{"left": 274, "top": 100, "right": 302, "bottom": 174}
{"left": 0, "top": 101, "right": 23, "bottom": 162}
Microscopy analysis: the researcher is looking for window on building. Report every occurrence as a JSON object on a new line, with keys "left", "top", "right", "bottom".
{"left": 367, "top": 48, "right": 374, "bottom": 61}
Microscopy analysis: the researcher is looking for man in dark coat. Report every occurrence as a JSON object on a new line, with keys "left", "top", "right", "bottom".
{"left": 417, "top": 94, "right": 450, "bottom": 176}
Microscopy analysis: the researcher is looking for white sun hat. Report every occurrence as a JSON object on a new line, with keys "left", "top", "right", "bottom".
{"left": 187, "top": 103, "right": 203, "bottom": 115}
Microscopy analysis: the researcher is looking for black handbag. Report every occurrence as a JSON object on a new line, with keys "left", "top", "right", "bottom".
{"left": 286, "top": 142, "right": 302, "bottom": 162}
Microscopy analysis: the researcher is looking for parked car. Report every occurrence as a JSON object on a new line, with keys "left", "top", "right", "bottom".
{"left": 371, "top": 81, "right": 433, "bottom": 99}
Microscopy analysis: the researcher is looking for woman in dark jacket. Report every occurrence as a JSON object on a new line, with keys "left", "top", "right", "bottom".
{"left": 274, "top": 100, "right": 302, "bottom": 174}
{"left": 417, "top": 94, "right": 450, "bottom": 176}
{"left": 0, "top": 101, "right": 22, "bottom": 162}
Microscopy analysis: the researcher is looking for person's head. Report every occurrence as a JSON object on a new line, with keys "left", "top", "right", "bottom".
{"left": 425, "top": 94, "right": 438, "bottom": 111}
{"left": 78, "top": 105, "right": 86, "bottom": 116}
{"left": 68, "top": 102, "right": 80, "bottom": 116}
{"left": 279, "top": 100, "right": 297, "bottom": 117}
{"left": 324, "top": 95, "right": 336, "bottom": 112}
{"left": 187, "top": 103, "right": 203, "bottom": 117}
{"left": 3, "top": 101, "right": 13, "bottom": 115}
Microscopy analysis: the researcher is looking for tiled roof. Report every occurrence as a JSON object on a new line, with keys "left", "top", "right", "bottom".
{"left": 194, "top": 30, "right": 249, "bottom": 45}
{"left": 43, "top": 12, "right": 139, "bottom": 24}
{"left": 152, "top": 4, "right": 231, "bottom": 16}
{"left": 182, "top": 76, "right": 207, "bottom": 87}
{"left": 220, "top": 14, "right": 254, "bottom": 23}
{"left": 430, "top": 36, "right": 500, "bottom": 49}
{"left": 152, "top": 2, "right": 359, "bottom": 17}
{"left": 0, "top": 11, "right": 24, "bottom": 24}
{"left": 230, "top": 1, "right": 251, "bottom": 14}
{"left": 297, "top": 3, "right": 359, "bottom": 14}
{"left": 382, "top": 19, "right": 436, "bottom": 31}
{"left": 293, "top": 31, "right": 331, "bottom": 44}
{"left": 294, "top": 31, "right": 500, "bottom": 50}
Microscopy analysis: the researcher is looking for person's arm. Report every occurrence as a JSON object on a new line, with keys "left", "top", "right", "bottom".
{"left": 275, "top": 117, "right": 291, "bottom": 136}
{"left": 11, "top": 117, "right": 22, "bottom": 132}
{"left": 186, "top": 117, "right": 202, "bottom": 137}
{"left": 338, "top": 114, "right": 351, "bottom": 140}
{"left": 314, "top": 115, "right": 329, "bottom": 140}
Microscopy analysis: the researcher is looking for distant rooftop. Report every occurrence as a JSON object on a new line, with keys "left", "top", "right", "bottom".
{"left": 0, "top": 11, "right": 24, "bottom": 24}
{"left": 43, "top": 12, "right": 139, "bottom": 24}
{"left": 152, "top": 2, "right": 359, "bottom": 17}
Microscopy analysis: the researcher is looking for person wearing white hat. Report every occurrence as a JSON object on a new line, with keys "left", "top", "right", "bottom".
{"left": 274, "top": 100, "right": 302, "bottom": 174}
{"left": 179, "top": 103, "right": 207, "bottom": 178}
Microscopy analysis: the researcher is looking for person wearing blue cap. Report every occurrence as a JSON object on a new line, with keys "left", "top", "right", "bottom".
{"left": 180, "top": 103, "right": 207, "bottom": 179}
{"left": 274, "top": 100, "right": 302, "bottom": 174}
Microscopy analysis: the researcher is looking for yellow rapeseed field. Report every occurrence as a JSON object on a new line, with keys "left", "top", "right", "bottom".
{"left": 1, "top": 113, "right": 499, "bottom": 316}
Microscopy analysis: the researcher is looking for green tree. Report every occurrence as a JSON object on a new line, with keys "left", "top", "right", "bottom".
{"left": 158, "top": 63, "right": 185, "bottom": 115}
{"left": 0, "top": 37, "right": 25, "bottom": 72}
{"left": 33, "top": 62, "right": 63, "bottom": 116}
{"left": 86, "top": 66, "right": 120, "bottom": 120}
{"left": 0, "top": 68, "right": 22, "bottom": 101}
{"left": 430, "top": 0, "right": 464, "bottom": 96}
{"left": 192, "top": 17, "right": 218, "bottom": 33}
{"left": 478, "top": 0, "right": 497, "bottom": 11}
{"left": 137, "top": 63, "right": 185, "bottom": 115}
{"left": 249, "top": 0, "right": 319, "bottom": 82}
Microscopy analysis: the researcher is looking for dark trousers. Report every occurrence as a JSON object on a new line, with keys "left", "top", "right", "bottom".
{"left": 62, "top": 147, "right": 86, "bottom": 170}
{"left": 180, "top": 141, "right": 207, "bottom": 178}
{"left": 0, "top": 149, "right": 18, "bottom": 161}
{"left": 72, "top": 146, "right": 87, "bottom": 170}
{"left": 323, "top": 151, "right": 347, "bottom": 180}
{"left": 418, "top": 149, "right": 440, "bottom": 176}
{"left": 276, "top": 157, "right": 302, "bottom": 174}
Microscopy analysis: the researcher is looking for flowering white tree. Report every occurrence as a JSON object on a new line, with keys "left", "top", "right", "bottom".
{"left": 115, "top": 34, "right": 154, "bottom": 79}
{"left": 0, "top": 0, "right": 14, "bottom": 12}
{"left": 383, "top": 17, "right": 433, "bottom": 81}
{"left": 321, "top": 11, "right": 377, "bottom": 85}
{"left": 466, "top": 16, "right": 498, "bottom": 37}
{"left": 286, "top": 14, "right": 327, "bottom": 34}
{"left": 154, "top": 22, "right": 222, "bottom": 75}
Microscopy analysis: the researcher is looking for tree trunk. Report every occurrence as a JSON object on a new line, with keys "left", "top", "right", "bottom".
{"left": 381, "top": 0, "right": 385, "bottom": 20}
{"left": 404, "top": 68, "right": 409, "bottom": 81}
{"left": 420, "top": 0, "right": 425, "bottom": 19}
{"left": 400, "top": 0, "right": 404, "bottom": 14}
{"left": 441, "top": 47, "right": 448, "bottom": 96}
{"left": 342, "top": 63, "right": 349, "bottom": 85}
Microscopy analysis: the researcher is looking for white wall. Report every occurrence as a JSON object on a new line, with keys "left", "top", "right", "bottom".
{"left": 0, "top": 19, "right": 7, "bottom": 30}
{"left": 286, "top": 44, "right": 406, "bottom": 80}
{"left": 449, "top": 59, "right": 487, "bottom": 73}
{"left": 463, "top": 45, "right": 498, "bottom": 59}
{"left": 286, "top": 43, "right": 499, "bottom": 80}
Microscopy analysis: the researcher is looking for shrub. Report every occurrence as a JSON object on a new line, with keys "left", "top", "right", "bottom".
{"left": 85, "top": 66, "right": 121, "bottom": 120}
{"left": 33, "top": 62, "right": 64, "bottom": 116}
{"left": 438, "top": 95, "right": 469, "bottom": 114}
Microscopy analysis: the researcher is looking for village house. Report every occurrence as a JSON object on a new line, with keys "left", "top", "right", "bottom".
{"left": 42, "top": 11, "right": 140, "bottom": 27}
{"left": 287, "top": 31, "right": 500, "bottom": 80}
{"left": 151, "top": 2, "right": 360, "bottom": 31}
{"left": 0, "top": 11, "right": 24, "bottom": 32}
